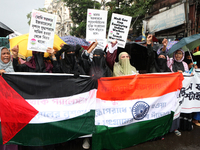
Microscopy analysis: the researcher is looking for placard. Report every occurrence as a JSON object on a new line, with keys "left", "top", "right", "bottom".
{"left": 27, "top": 10, "right": 57, "bottom": 52}
{"left": 107, "top": 13, "right": 132, "bottom": 48}
{"left": 86, "top": 9, "right": 107, "bottom": 50}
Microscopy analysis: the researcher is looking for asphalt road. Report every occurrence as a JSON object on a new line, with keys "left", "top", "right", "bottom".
{"left": 19, "top": 125, "right": 200, "bottom": 150}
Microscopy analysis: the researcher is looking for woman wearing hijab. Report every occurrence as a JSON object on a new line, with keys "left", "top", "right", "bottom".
{"left": 163, "top": 47, "right": 191, "bottom": 133}
{"left": 0, "top": 47, "right": 18, "bottom": 149}
{"left": 0, "top": 47, "right": 14, "bottom": 75}
{"left": 0, "top": 47, "right": 14, "bottom": 74}
{"left": 81, "top": 42, "right": 111, "bottom": 149}
{"left": 146, "top": 35, "right": 171, "bottom": 73}
{"left": 11, "top": 45, "right": 59, "bottom": 73}
{"left": 55, "top": 44, "right": 87, "bottom": 75}
{"left": 167, "top": 49, "right": 189, "bottom": 73}
{"left": 113, "top": 52, "right": 137, "bottom": 76}
{"left": 90, "top": 49, "right": 112, "bottom": 78}
{"left": 81, "top": 40, "right": 111, "bottom": 78}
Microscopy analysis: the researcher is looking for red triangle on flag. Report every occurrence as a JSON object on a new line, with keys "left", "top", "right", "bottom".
{"left": 0, "top": 76, "right": 39, "bottom": 144}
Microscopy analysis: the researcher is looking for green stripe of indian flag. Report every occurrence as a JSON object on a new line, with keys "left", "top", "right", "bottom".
{"left": 92, "top": 112, "right": 174, "bottom": 150}
{"left": 26, "top": 89, "right": 97, "bottom": 124}
{"left": 95, "top": 91, "right": 178, "bottom": 127}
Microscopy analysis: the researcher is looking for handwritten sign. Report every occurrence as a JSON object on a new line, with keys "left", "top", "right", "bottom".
{"left": 27, "top": 10, "right": 57, "bottom": 52}
{"left": 107, "top": 13, "right": 132, "bottom": 48}
{"left": 86, "top": 9, "right": 107, "bottom": 50}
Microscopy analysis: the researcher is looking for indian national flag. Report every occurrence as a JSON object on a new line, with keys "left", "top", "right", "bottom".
{"left": 0, "top": 73, "right": 97, "bottom": 146}
{"left": 92, "top": 72, "right": 183, "bottom": 150}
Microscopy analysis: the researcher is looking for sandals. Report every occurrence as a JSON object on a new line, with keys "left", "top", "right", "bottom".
{"left": 192, "top": 120, "right": 200, "bottom": 126}
{"left": 174, "top": 130, "right": 181, "bottom": 136}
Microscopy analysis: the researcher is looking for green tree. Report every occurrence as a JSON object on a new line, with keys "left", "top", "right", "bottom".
{"left": 27, "top": 8, "right": 47, "bottom": 25}
{"left": 63, "top": 0, "right": 101, "bottom": 37}
{"left": 106, "top": 0, "right": 154, "bottom": 36}
{"left": 63, "top": 0, "right": 154, "bottom": 37}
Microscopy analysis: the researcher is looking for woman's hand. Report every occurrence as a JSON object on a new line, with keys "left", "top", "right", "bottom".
{"left": 111, "top": 39, "right": 117, "bottom": 44}
{"left": 0, "top": 69, "right": 6, "bottom": 76}
{"left": 60, "top": 43, "right": 65, "bottom": 48}
{"left": 146, "top": 34, "right": 152, "bottom": 45}
{"left": 46, "top": 47, "right": 55, "bottom": 55}
{"left": 162, "top": 39, "right": 168, "bottom": 51}
{"left": 87, "top": 39, "right": 98, "bottom": 53}
{"left": 178, "top": 70, "right": 183, "bottom": 73}
{"left": 47, "top": 47, "right": 56, "bottom": 61}
{"left": 11, "top": 45, "right": 19, "bottom": 58}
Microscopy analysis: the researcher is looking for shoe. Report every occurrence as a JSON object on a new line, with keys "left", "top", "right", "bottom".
{"left": 174, "top": 130, "right": 181, "bottom": 136}
{"left": 82, "top": 138, "right": 90, "bottom": 149}
{"left": 193, "top": 120, "right": 200, "bottom": 126}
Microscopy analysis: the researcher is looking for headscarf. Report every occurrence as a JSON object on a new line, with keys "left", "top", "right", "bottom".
{"left": 90, "top": 49, "right": 111, "bottom": 78}
{"left": 172, "top": 49, "right": 185, "bottom": 72}
{"left": 155, "top": 51, "right": 171, "bottom": 72}
{"left": 184, "top": 51, "right": 193, "bottom": 64}
{"left": 61, "top": 44, "right": 86, "bottom": 75}
{"left": 113, "top": 52, "right": 137, "bottom": 76}
{"left": 25, "top": 51, "right": 53, "bottom": 73}
{"left": 0, "top": 47, "right": 14, "bottom": 72}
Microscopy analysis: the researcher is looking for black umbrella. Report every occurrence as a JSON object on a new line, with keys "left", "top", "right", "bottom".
{"left": 117, "top": 41, "right": 148, "bottom": 71}
{"left": 0, "top": 22, "right": 14, "bottom": 37}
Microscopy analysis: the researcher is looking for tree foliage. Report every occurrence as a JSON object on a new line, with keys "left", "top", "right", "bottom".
{"left": 63, "top": 0, "right": 154, "bottom": 37}
{"left": 27, "top": 8, "right": 47, "bottom": 25}
{"left": 63, "top": 0, "right": 101, "bottom": 37}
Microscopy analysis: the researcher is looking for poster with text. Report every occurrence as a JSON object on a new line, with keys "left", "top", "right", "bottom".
{"left": 107, "top": 13, "right": 132, "bottom": 48}
{"left": 27, "top": 10, "right": 57, "bottom": 52}
{"left": 86, "top": 9, "right": 107, "bottom": 49}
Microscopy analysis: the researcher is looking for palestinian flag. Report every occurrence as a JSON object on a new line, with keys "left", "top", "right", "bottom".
{"left": 0, "top": 72, "right": 97, "bottom": 146}
{"left": 92, "top": 72, "right": 183, "bottom": 150}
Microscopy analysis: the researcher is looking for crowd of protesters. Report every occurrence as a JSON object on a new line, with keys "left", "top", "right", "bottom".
{"left": 0, "top": 33, "right": 200, "bottom": 150}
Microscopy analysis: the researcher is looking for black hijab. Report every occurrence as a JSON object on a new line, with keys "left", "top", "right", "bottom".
{"left": 90, "top": 49, "right": 111, "bottom": 78}
{"left": 59, "top": 45, "right": 86, "bottom": 75}
{"left": 155, "top": 51, "right": 171, "bottom": 72}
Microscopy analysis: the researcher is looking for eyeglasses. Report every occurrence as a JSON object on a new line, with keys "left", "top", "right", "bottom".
{"left": 175, "top": 52, "right": 183, "bottom": 55}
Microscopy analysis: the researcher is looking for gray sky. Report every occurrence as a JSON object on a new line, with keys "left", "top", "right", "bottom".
{"left": 0, "top": 0, "right": 45, "bottom": 34}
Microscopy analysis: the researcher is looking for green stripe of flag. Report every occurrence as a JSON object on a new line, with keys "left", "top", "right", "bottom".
{"left": 0, "top": 110, "right": 95, "bottom": 146}
{"left": 92, "top": 112, "right": 174, "bottom": 150}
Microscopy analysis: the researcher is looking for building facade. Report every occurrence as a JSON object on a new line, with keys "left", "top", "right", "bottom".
{"left": 44, "top": 0, "right": 113, "bottom": 37}
{"left": 144, "top": 0, "right": 200, "bottom": 39}
{"left": 46, "top": 0, "right": 74, "bottom": 37}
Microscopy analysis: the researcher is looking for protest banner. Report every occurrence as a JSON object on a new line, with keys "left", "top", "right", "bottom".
{"left": 180, "top": 71, "right": 200, "bottom": 113}
{"left": 0, "top": 72, "right": 186, "bottom": 150}
{"left": 86, "top": 9, "right": 108, "bottom": 50}
{"left": 27, "top": 10, "right": 57, "bottom": 52}
{"left": 107, "top": 13, "right": 132, "bottom": 48}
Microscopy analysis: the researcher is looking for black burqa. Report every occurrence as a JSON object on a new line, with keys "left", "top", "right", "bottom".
{"left": 147, "top": 44, "right": 171, "bottom": 73}
{"left": 90, "top": 49, "right": 112, "bottom": 78}
{"left": 55, "top": 44, "right": 87, "bottom": 75}
{"left": 155, "top": 51, "right": 171, "bottom": 72}
{"left": 13, "top": 52, "right": 54, "bottom": 73}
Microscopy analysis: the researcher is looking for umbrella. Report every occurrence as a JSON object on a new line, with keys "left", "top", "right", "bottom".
{"left": 60, "top": 35, "right": 90, "bottom": 47}
{"left": 0, "top": 22, "right": 14, "bottom": 37}
{"left": 157, "top": 41, "right": 178, "bottom": 55}
{"left": 117, "top": 41, "right": 148, "bottom": 70}
{"left": 9, "top": 33, "right": 66, "bottom": 58}
{"left": 168, "top": 33, "right": 200, "bottom": 55}
{"left": 193, "top": 51, "right": 200, "bottom": 56}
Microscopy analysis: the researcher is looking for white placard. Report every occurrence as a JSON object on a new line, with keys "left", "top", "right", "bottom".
{"left": 86, "top": 9, "right": 108, "bottom": 49}
{"left": 27, "top": 10, "right": 57, "bottom": 52}
{"left": 107, "top": 13, "right": 132, "bottom": 48}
